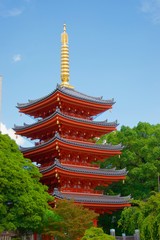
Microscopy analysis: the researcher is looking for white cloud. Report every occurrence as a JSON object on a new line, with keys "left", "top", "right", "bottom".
{"left": 0, "top": 8, "right": 23, "bottom": 17}
{"left": 0, "top": 122, "right": 25, "bottom": 146}
{"left": 13, "top": 54, "right": 22, "bottom": 63}
{"left": 140, "top": 0, "right": 160, "bottom": 24}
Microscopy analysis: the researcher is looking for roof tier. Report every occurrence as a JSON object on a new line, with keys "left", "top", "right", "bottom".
{"left": 53, "top": 188, "right": 131, "bottom": 214}
{"left": 41, "top": 159, "right": 127, "bottom": 188}
{"left": 17, "top": 85, "right": 115, "bottom": 119}
{"left": 20, "top": 133, "right": 122, "bottom": 165}
{"left": 14, "top": 108, "right": 118, "bottom": 141}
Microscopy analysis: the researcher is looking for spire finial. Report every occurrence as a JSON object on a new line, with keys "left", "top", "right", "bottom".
{"left": 60, "top": 24, "right": 74, "bottom": 89}
{"left": 63, "top": 23, "right": 66, "bottom": 32}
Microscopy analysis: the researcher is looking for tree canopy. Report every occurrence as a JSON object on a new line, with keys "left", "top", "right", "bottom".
{"left": 82, "top": 227, "right": 115, "bottom": 240}
{"left": 0, "top": 133, "right": 54, "bottom": 234}
{"left": 98, "top": 122, "right": 160, "bottom": 200}
{"left": 43, "top": 199, "right": 98, "bottom": 240}
{"left": 118, "top": 192, "right": 160, "bottom": 240}
{"left": 97, "top": 122, "right": 160, "bottom": 235}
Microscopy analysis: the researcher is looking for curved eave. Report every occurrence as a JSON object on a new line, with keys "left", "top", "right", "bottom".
{"left": 14, "top": 109, "right": 118, "bottom": 137}
{"left": 20, "top": 134, "right": 122, "bottom": 158}
{"left": 53, "top": 189, "right": 131, "bottom": 206}
{"left": 40, "top": 160, "right": 127, "bottom": 180}
{"left": 17, "top": 86, "right": 115, "bottom": 114}
{"left": 59, "top": 86, "right": 115, "bottom": 105}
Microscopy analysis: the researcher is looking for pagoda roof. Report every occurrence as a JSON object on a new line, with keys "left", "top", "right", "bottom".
{"left": 17, "top": 85, "right": 115, "bottom": 109}
{"left": 20, "top": 132, "right": 123, "bottom": 153}
{"left": 14, "top": 107, "right": 118, "bottom": 131}
{"left": 41, "top": 159, "right": 127, "bottom": 178}
{"left": 53, "top": 188, "right": 131, "bottom": 205}
{"left": 20, "top": 133, "right": 122, "bottom": 161}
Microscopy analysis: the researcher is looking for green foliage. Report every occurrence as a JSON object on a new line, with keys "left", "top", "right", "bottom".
{"left": 98, "top": 122, "right": 160, "bottom": 200}
{"left": 82, "top": 227, "right": 115, "bottom": 240}
{"left": 97, "top": 122, "right": 160, "bottom": 234}
{"left": 43, "top": 199, "right": 98, "bottom": 240}
{"left": 98, "top": 211, "right": 122, "bottom": 236}
{"left": 118, "top": 192, "right": 160, "bottom": 240}
{"left": 0, "top": 134, "right": 54, "bottom": 234}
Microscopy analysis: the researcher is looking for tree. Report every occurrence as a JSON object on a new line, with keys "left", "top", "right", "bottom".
{"left": 98, "top": 122, "right": 160, "bottom": 200}
{"left": 43, "top": 199, "right": 98, "bottom": 240}
{"left": 118, "top": 192, "right": 160, "bottom": 240}
{"left": 98, "top": 211, "right": 122, "bottom": 236}
{"left": 81, "top": 227, "right": 115, "bottom": 240}
{"left": 96, "top": 122, "right": 160, "bottom": 234}
{"left": 0, "top": 133, "right": 54, "bottom": 234}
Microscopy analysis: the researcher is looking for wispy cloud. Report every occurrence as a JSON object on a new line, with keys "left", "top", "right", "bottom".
{"left": 0, "top": 122, "right": 25, "bottom": 145}
{"left": 13, "top": 54, "right": 22, "bottom": 63}
{"left": 140, "top": 0, "right": 160, "bottom": 24}
{"left": 0, "top": 8, "right": 23, "bottom": 17}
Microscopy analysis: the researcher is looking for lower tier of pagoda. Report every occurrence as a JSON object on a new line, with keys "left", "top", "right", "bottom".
{"left": 53, "top": 188, "right": 131, "bottom": 214}
{"left": 40, "top": 159, "right": 127, "bottom": 194}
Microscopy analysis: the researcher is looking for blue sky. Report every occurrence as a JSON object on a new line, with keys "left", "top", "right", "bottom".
{"left": 0, "top": 0, "right": 160, "bottom": 144}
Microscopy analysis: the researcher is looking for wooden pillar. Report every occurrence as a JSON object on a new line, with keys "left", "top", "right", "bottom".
{"left": 33, "top": 233, "right": 37, "bottom": 240}
{"left": 93, "top": 219, "right": 98, "bottom": 227}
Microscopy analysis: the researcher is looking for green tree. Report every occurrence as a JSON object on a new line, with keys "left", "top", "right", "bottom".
{"left": 96, "top": 122, "right": 160, "bottom": 234}
{"left": 82, "top": 227, "right": 115, "bottom": 240}
{"left": 43, "top": 199, "right": 98, "bottom": 240}
{"left": 118, "top": 192, "right": 160, "bottom": 240}
{"left": 98, "top": 211, "right": 122, "bottom": 236}
{"left": 0, "top": 133, "right": 54, "bottom": 234}
{"left": 98, "top": 122, "right": 160, "bottom": 200}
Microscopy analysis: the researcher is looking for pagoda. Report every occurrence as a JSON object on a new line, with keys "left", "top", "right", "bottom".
{"left": 14, "top": 25, "right": 130, "bottom": 216}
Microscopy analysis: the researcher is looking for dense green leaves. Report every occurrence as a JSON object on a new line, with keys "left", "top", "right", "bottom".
{"left": 0, "top": 134, "right": 53, "bottom": 233}
{"left": 98, "top": 122, "right": 160, "bottom": 199}
{"left": 118, "top": 193, "right": 160, "bottom": 240}
{"left": 97, "top": 122, "right": 160, "bottom": 236}
{"left": 82, "top": 227, "right": 115, "bottom": 240}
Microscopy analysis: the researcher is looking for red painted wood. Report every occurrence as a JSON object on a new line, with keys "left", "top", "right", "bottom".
{"left": 15, "top": 86, "right": 130, "bottom": 214}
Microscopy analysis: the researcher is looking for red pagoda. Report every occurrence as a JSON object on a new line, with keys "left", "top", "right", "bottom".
{"left": 14, "top": 25, "right": 130, "bottom": 216}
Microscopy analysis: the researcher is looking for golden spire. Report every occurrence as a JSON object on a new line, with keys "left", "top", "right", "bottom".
{"left": 60, "top": 24, "right": 74, "bottom": 89}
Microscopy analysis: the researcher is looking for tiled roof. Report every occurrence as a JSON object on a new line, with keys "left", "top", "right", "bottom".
{"left": 58, "top": 85, "right": 115, "bottom": 104}
{"left": 14, "top": 107, "right": 118, "bottom": 130}
{"left": 40, "top": 159, "right": 127, "bottom": 176}
{"left": 20, "top": 132, "right": 123, "bottom": 152}
{"left": 53, "top": 188, "right": 131, "bottom": 204}
{"left": 17, "top": 88, "right": 57, "bottom": 107}
{"left": 17, "top": 85, "right": 115, "bottom": 108}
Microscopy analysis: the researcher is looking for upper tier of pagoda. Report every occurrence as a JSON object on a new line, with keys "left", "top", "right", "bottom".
{"left": 16, "top": 85, "right": 115, "bottom": 119}
{"left": 14, "top": 107, "right": 118, "bottom": 141}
